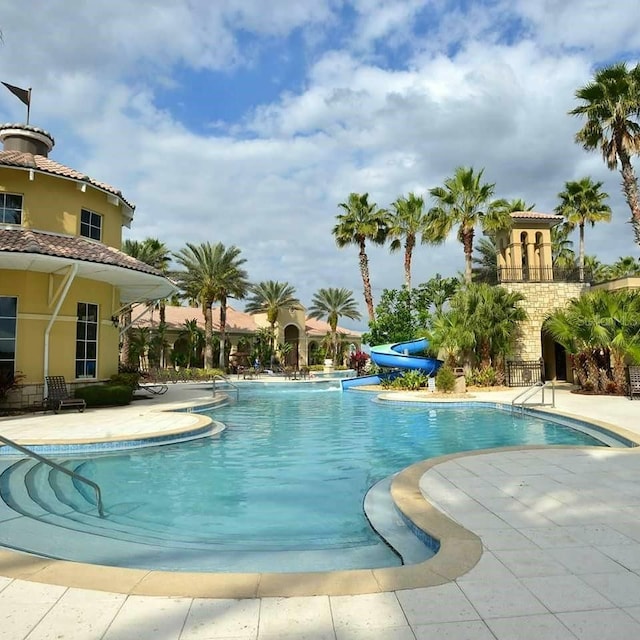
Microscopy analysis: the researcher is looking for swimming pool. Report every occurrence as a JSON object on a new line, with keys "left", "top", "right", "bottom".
{"left": 0, "top": 385, "right": 615, "bottom": 572}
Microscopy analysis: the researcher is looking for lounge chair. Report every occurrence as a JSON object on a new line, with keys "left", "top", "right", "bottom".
{"left": 44, "top": 376, "right": 86, "bottom": 413}
{"left": 629, "top": 365, "right": 640, "bottom": 400}
{"left": 138, "top": 369, "right": 168, "bottom": 395}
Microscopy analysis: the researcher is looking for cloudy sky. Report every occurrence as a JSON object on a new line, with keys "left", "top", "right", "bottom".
{"left": 1, "top": 1, "right": 639, "bottom": 330}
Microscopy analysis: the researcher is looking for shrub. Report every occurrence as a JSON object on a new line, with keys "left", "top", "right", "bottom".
{"left": 390, "top": 370, "right": 427, "bottom": 390}
{"left": 466, "top": 366, "right": 498, "bottom": 387}
{"left": 74, "top": 384, "right": 133, "bottom": 407}
{"left": 110, "top": 372, "right": 140, "bottom": 390}
{"left": 0, "top": 370, "right": 25, "bottom": 402}
{"left": 435, "top": 366, "right": 456, "bottom": 393}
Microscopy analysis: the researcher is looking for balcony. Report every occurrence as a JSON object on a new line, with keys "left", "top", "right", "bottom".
{"left": 497, "top": 266, "right": 592, "bottom": 284}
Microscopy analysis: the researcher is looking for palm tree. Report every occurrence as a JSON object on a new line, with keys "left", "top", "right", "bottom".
{"left": 178, "top": 318, "right": 204, "bottom": 368}
{"left": 472, "top": 237, "right": 498, "bottom": 284}
{"left": 609, "top": 255, "right": 640, "bottom": 278}
{"left": 387, "top": 192, "right": 431, "bottom": 289}
{"left": 245, "top": 281, "right": 301, "bottom": 355}
{"left": 547, "top": 289, "right": 640, "bottom": 393}
{"left": 570, "top": 63, "right": 640, "bottom": 243}
{"left": 427, "top": 167, "right": 511, "bottom": 284}
{"left": 551, "top": 224, "right": 576, "bottom": 268}
{"left": 121, "top": 238, "right": 171, "bottom": 366}
{"left": 333, "top": 193, "right": 388, "bottom": 322}
{"left": 172, "top": 242, "right": 249, "bottom": 369}
{"left": 429, "top": 283, "right": 526, "bottom": 375}
{"left": 307, "top": 287, "right": 361, "bottom": 361}
{"left": 554, "top": 177, "right": 612, "bottom": 281}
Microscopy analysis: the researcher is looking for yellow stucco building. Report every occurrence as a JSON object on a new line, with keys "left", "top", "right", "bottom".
{"left": 0, "top": 123, "right": 175, "bottom": 407}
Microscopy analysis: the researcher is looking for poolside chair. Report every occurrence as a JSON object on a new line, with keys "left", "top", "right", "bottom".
{"left": 628, "top": 365, "right": 640, "bottom": 400}
{"left": 44, "top": 376, "right": 86, "bottom": 413}
{"left": 137, "top": 369, "right": 168, "bottom": 395}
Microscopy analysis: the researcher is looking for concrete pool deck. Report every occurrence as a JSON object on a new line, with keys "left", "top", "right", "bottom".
{"left": 1, "top": 381, "right": 640, "bottom": 638}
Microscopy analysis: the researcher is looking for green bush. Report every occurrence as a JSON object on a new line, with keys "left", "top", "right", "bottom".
{"left": 110, "top": 372, "right": 140, "bottom": 390}
{"left": 74, "top": 384, "right": 133, "bottom": 407}
{"left": 466, "top": 366, "right": 498, "bottom": 387}
{"left": 390, "top": 370, "right": 427, "bottom": 390}
{"left": 435, "top": 366, "right": 456, "bottom": 393}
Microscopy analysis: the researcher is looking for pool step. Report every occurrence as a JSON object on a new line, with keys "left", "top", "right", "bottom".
{"left": 0, "top": 458, "right": 403, "bottom": 571}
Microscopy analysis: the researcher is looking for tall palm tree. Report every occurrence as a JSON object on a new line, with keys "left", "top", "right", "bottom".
{"left": 427, "top": 167, "right": 511, "bottom": 284}
{"left": 570, "top": 62, "right": 640, "bottom": 243}
{"left": 387, "top": 192, "right": 431, "bottom": 289}
{"left": 121, "top": 238, "right": 171, "bottom": 366}
{"left": 333, "top": 193, "right": 388, "bottom": 322}
{"left": 307, "top": 287, "right": 361, "bottom": 361}
{"left": 172, "top": 242, "right": 249, "bottom": 369}
{"left": 245, "top": 281, "right": 301, "bottom": 354}
{"left": 554, "top": 177, "right": 612, "bottom": 280}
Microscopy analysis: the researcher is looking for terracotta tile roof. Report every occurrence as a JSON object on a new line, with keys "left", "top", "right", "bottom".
{"left": 511, "top": 211, "right": 564, "bottom": 221}
{"left": 0, "top": 228, "right": 161, "bottom": 275}
{"left": 134, "top": 304, "right": 362, "bottom": 338}
{"left": 305, "top": 317, "right": 361, "bottom": 338}
{"left": 133, "top": 305, "right": 259, "bottom": 333}
{"left": 0, "top": 149, "right": 134, "bottom": 210}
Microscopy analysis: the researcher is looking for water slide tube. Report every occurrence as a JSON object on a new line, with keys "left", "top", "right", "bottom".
{"left": 341, "top": 338, "right": 442, "bottom": 390}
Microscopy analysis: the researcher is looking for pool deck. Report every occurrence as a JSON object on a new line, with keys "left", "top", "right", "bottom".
{"left": 1, "top": 382, "right": 640, "bottom": 638}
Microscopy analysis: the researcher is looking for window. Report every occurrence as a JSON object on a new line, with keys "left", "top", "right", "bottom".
{"left": 76, "top": 302, "right": 98, "bottom": 378}
{"left": 0, "top": 297, "right": 17, "bottom": 378}
{"left": 0, "top": 193, "right": 23, "bottom": 224}
{"left": 80, "top": 208, "right": 102, "bottom": 241}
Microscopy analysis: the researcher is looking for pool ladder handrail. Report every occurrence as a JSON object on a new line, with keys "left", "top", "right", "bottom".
{"left": 0, "top": 432, "right": 105, "bottom": 517}
{"left": 211, "top": 375, "right": 239, "bottom": 402}
{"left": 511, "top": 380, "right": 555, "bottom": 415}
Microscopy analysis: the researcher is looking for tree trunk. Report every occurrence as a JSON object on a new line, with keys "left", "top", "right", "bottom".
{"left": 358, "top": 240, "right": 375, "bottom": 322}
{"left": 618, "top": 149, "right": 640, "bottom": 244}
{"left": 462, "top": 227, "right": 475, "bottom": 284}
{"left": 404, "top": 235, "right": 415, "bottom": 289}
{"left": 203, "top": 302, "right": 213, "bottom": 370}
{"left": 218, "top": 297, "right": 227, "bottom": 371}
{"left": 578, "top": 222, "right": 585, "bottom": 282}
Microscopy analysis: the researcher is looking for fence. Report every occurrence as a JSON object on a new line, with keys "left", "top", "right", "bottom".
{"left": 506, "top": 360, "right": 545, "bottom": 387}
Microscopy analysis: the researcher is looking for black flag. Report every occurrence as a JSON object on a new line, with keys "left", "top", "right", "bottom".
{"left": 2, "top": 82, "right": 30, "bottom": 106}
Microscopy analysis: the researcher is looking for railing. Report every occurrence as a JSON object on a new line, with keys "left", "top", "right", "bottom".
{"left": 211, "top": 375, "right": 239, "bottom": 402}
{"left": 511, "top": 381, "right": 555, "bottom": 415}
{"left": 498, "top": 266, "right": 592, "bottom": 284}
{"left": 506, "top": 360, "right": 545, "bottom": 387}
{"left": 0, "top": 433, "right": 105, "bottom": 517}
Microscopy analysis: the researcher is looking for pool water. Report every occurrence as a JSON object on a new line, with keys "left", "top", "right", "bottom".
{"left": 73, "top": 385, "right": 607, "bottom": 570}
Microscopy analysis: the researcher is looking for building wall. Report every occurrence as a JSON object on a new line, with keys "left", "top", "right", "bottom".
{"left": 0, "top": 269, "right": 119, "bottom": 384}
{"left": 504, "top": 281, "right": 589, "bottom": 360}
{"left": 0, "top": 169, "right": 125, "bottom": 248}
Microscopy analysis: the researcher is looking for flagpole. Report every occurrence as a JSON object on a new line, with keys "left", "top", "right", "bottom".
{"left": 26, "top": 88, "right": 31, "bottom": 124}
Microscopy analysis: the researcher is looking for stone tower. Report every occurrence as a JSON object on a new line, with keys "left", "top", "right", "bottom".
{"left": 494, "top": 212, "right": 590, "bottom": 380}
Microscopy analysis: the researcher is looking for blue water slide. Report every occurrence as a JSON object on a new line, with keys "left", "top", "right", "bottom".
{"left": 340, "top": 338, "right": 442, "bottom": 390}
{"left": 370, "top": 337, "right": 442, "bottom": 375}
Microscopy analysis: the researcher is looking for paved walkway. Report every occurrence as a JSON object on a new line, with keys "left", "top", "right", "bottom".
{"left": 1, "top": 383, "right": 640, "bottom": 639}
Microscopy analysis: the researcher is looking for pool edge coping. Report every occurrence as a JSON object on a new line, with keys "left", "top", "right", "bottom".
{"left": 0, "top": 395, "right": 638, "bottom": 598}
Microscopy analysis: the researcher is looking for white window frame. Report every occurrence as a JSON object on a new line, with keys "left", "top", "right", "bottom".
{"left": 80, "top": 208, "right": 102, "bottom": 241}
{"left": 75, "top": 302, "right": 98, "bottom": 379}
{"left": 0, "top": 192, "right": 23, "bottom": 224}
{"left": 0, "top": 296, "right": 17, "bottom": 376}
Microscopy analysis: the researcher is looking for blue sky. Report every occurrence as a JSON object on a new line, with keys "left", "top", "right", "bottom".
{"left": 1, "top": 1, "right": 639, "bottom": 331}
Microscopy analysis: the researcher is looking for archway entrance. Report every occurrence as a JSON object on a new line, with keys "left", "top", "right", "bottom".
{"left": 284, "top": 325, "right": 299, "bottom": 368}
{"left": 541, "top": 327, "right": 569, "bottom": 381}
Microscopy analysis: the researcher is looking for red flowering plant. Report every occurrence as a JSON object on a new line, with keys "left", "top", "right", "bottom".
{"left": 349, "top": 350, "right": 369, "bottom": 376}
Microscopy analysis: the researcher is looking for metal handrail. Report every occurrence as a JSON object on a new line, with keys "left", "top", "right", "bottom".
{"left": 511, "top": 381, "right": 555, "bottom": 415}
{"left": 211, "top": 375, "right": 239, "bottom": 402}
{"left": 0, "top": 433, "right": 105, "bottom": 517}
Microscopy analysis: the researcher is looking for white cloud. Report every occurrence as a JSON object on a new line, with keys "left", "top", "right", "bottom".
{"left": 0, "top": 1, "right": 638, "bottom": 332}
